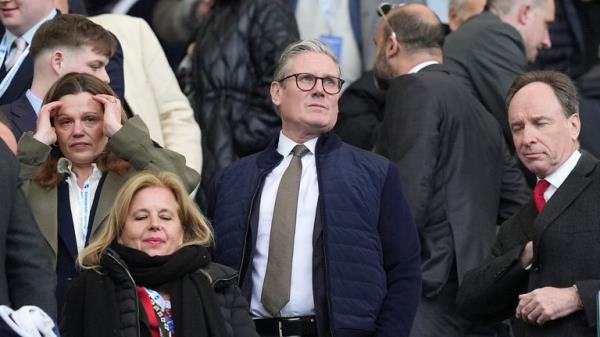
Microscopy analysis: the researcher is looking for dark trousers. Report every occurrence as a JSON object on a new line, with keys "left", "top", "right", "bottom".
{"left": 410, "top": 277, "right": 509, "bottom": 337}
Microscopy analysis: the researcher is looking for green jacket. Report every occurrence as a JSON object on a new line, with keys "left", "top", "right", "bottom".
{"left": 16, "top": 116, "right": 200, "bottom": 269}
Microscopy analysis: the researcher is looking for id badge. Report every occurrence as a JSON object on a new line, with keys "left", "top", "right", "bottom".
{"left": 319, "top": 34, "right": 343, "bottom": 60}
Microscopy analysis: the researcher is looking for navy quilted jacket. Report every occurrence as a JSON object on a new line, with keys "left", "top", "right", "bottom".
{"left": 208, "top": 133, "right": 421, "bottom": 337}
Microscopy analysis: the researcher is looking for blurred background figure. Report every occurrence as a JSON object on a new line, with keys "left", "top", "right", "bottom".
{"left": 90, "top": 13, "right": 203, "bottom": 176}
{"left": 61, "top": 171, "right": 258, "bottom": 337}
{"left": 448, "top": 0, "right": 486, "bottom": 31}
{"left": 0, "top": 0, "right": 57, "bottom": 105}
{"left": 17, "top": 73, "right": 199, "bottom": 315}
{"left": 532, "top": 0, "right": 600, "bottom": 158}
{"left": 184, "top": 0, "right": 299, "bottom": 208}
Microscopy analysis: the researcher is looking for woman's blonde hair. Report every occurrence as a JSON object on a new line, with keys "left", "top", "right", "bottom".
{"left": 79, "top": 171, "right": 213, "bottom": 269}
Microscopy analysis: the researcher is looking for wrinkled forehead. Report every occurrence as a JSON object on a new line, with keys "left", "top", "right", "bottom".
{"left": 55, "top": 92, "right": 102, "bottom": 116}
{"left": 285, "top": 51, "right": 341, "bottom": 77}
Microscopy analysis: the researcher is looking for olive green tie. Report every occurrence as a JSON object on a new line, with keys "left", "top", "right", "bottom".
{"left": 261, "top": 144, "right": 309, "bottom": 316}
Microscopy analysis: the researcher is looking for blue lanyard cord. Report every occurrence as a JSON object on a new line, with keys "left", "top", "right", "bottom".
{"left": 80, "top": 181, "right": 91, "bottom": 245}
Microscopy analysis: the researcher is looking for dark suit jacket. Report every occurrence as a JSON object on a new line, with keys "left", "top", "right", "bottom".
{"left": 456, "top": 152, "right": 600, "bottom": 337}
{"left": 0, "top": 94, "right": 36, "bottom": 141}
{"left": 0, "top": 19, "right": 125, "bottom": 105}
{"left": 443, "top": 11, "right": 527, "bottom": 149}
{"left": 0, "top": 139, "right": 56, "bottom": 320}
{"left": 376, "top": 64, "right": 530, "bottom": 297}
{"left": 0, "top": 25, "right": 34, "bottom": 106}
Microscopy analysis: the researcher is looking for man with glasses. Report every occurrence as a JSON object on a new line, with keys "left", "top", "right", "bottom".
{"left": 208, "top": 39, "right": 421, "bottom": 337}
{"left": 373, "top": 4, "right": 529, "bottom": 337}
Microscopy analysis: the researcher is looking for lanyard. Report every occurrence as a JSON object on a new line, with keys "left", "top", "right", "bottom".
{"left": 145, "top": 288, "right": 174, "bottom": 337}
{"left": 317, "top": 0, "right": 335, "bottom": 34}
{"left": 79, "top": 180, "right": 91, "bottom": 250}
{"left": 0, "top": 45, "right": 30, "bottom": 98}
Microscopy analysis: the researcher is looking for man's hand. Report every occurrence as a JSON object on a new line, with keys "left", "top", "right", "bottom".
{"left": 520, "top": 241, "right": 533, "bottom": 268}
{"left": 515, "top": 286, "right": 583, "bottom": 326}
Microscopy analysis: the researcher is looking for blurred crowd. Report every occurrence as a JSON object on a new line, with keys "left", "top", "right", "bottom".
{"left": 0, "top": 0, "right": 599, "bottom": 337}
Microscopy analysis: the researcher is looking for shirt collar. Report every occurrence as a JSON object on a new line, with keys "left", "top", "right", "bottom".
{"left": 57, "top": 158, "right": 102, "bottom": 180}
{"left": 25, "top": 89, "right": 42, "bottom": 114}
{"left": 277, "top": 131, "right": 318, "bottom": 157}
{"left": 408, "top": 60, "right": 439, "bottom": 74}
{"left": 20, "top": 9, "right": 57, "bottom": 45}
{"left": 541, "top": 150, "right": 581, "bottom": 189}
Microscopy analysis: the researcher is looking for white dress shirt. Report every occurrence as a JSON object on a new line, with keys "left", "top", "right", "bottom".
{"left": 250, "top": 132, "right": 319, "bottom": 317}
{"left": 57, "top": 158, "right": 103, "bottom": 254}
{"left": 408, "top": 60, "right": 440, "bottom": 74}
{"left": 541, "top": 150, "right": 581, "bottom": 202}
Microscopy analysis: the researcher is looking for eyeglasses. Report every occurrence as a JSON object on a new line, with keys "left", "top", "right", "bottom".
{"left": 377, "top": 2, "right": 403, "bottom": 40}
{"left": 278, "top": 73, "right": 345, "bottom": 95}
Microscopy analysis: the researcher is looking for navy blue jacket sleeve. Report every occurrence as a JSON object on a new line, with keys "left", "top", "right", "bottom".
{"left": 375, "top": 162, "right": 421, "bottom": 337}
{"left": 106, "top": 33, "right": 125, "bottom": 101}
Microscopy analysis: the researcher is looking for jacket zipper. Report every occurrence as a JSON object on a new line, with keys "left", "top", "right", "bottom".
{"left": 315, "top": 154, "right": 336, "bottom": 337}
{"left": 238, "top": 170, "right": 269, "bottom": 287}
{"left": 106, "top": 250, "right": 141, "bottom": 337}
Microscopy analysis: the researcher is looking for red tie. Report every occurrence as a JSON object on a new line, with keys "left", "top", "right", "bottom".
{"left": 533, "top": 179, "right": 550, "bottom": 212}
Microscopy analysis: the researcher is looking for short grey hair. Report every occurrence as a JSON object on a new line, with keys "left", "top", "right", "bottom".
{"left": 487, "top": 0, "right": 548, "bottom": 16}
{"left": 273, "top": 39, "right": 341, "bottom": 81}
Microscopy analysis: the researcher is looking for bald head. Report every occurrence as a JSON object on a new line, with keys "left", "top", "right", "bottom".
{"left": 383, "top": 4, "right": 445, "bottom": 53}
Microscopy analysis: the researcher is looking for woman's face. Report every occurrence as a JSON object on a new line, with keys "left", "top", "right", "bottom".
{"left": 119, "top": 186, "right": 185, "bottom": 256}
{"left": 54, "top": 92, "right": 107, "bottom": 166}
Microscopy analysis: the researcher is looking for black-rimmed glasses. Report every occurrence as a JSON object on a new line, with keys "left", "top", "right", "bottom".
{"left": 278, "top": 73, "right": 345, "bottom": 95}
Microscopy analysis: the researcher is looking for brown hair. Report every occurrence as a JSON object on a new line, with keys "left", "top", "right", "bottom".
{"left": 35, "top": 73, "right": 130, "bottom": 189}
{"left": 79, "top": 171, "right": 213, "bottom": 269}
{"left": 30, "top": 14, "right": 116, "bottom": 61}
{"left": 506, "top": 70, "right": 579, "bottom": 118}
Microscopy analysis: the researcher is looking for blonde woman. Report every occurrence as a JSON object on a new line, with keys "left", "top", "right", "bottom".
{"left": 60, "top": 171, "right": 258, "bottom": 337}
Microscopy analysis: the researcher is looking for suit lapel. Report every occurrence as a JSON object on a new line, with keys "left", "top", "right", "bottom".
{"left": 8, "top": 95, "right": 37, "bottom": 137}
{"left": 0, "top": 55, "right": 32, "bottom": 105}
{"left": 532, "top": 153, "right": 597, "bottom": 262}
{"left": 27, "top": 184, "right": 58, "bottom": 257}
{"left": 90, "top": 172, "right": 127, "bottom": 238}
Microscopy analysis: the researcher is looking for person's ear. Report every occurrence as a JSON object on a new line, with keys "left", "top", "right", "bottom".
{"left": 270, "top": 81, "right": 282, "bottom": 106}
{"left": 517, "top": 3, "right": 533, "bottom": 26}
{"left": 569, "top": 112, "right": 581, "bottom": 141}
{"left": 385, "top": 33, "right": 401, "bottom": 59}
{"left": 50, "top": 51, "right": 65, "bottom": 75}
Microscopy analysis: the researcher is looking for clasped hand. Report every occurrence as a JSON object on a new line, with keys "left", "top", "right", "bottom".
{"left": 515, "top": 286, "right": 583, "bottom": 326}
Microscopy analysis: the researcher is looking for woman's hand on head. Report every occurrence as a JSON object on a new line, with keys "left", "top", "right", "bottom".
{"left": 93, "top": 94, "right": 123, "bottom": 137}
{"left": 33, "top": 101, "right": 62, "bottom": 146}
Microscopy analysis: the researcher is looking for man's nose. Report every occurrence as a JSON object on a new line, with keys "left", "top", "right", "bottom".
{"left": 98, "top": 68, "right": 110, "bottom": 84}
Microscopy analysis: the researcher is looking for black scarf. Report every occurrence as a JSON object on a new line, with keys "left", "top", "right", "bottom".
{"left": 108, "top": 243, "right": 227, "bottom": 337}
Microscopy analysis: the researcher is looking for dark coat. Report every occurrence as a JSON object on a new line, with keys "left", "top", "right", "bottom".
{"left": 191, "top": 0, "right": 299, "bottom": 207}
{"left": 443, "top": 11, "right": 527, "bottom": 149}
{"left": 456, "top": 153, "right": 600, "bottom": 337}
{"left": 0, "top": 139, "right": 56, "bottom": 320}
{"left": 0, "top": 94, "right": 36, "bottom": 141}
{"left": 376, "top": 64, "right": 530, "bottom": 297}
{"left": 208, "top": 133, "right": 421, "bottom": 337}
{"left": 0, "top": 28, "right": 33, "bottom": 106}
{"left": 60, "top": 249, "right": 258, "bottom": 337}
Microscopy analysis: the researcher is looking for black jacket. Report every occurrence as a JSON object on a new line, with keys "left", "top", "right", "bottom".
{"left": 190, "top": 0, "right": 299, "bottom": 207}
{"left": 60, "top": 249, "right": 258, "bottom": 337}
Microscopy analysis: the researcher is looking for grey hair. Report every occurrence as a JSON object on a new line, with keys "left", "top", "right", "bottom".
{"left": 273, "top": 39, "right": 341, "bottom": 81}
{"left": 487, "top": 0, "right": 548, "bottom": 16}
